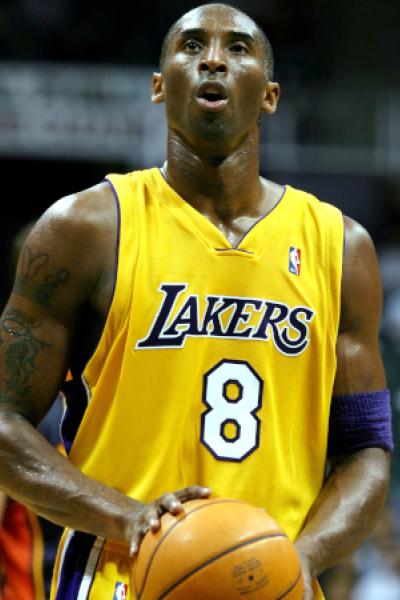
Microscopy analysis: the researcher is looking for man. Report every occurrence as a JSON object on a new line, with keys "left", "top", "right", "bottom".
{"left": 0, "top": 4, "right": 392, "bottom": 599}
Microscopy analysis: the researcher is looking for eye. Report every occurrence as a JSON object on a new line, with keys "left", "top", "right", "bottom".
{"left": 183, "top": 39, "right": 202, "bottom": 52}
{"left": 230, "top": 42, "right": 249, "bottom": 54}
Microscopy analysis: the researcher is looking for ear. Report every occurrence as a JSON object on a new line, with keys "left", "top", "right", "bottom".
{"left": 261, "top": 81, "right": 280, "bottom": 115}
{"left": 152, "top": 72, "right": 165, "bottom": 104}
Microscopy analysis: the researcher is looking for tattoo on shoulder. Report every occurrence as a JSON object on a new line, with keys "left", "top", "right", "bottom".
{"left": 0, "top": 308, "right": 51, "bottom": 403}
{"left": 14, "top": 246, "right": 70, "bottom": 308}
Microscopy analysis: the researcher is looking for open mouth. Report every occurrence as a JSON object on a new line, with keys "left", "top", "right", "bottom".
{"left": 196, "top": 84, "right": 229, "bottom": 111}
{"left": 202, "top": 91, "right": 225, "bottom": 102}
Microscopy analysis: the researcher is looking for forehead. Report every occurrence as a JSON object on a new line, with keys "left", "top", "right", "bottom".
{"left": 175, "top": 5, "right": 261, "bottom": 40}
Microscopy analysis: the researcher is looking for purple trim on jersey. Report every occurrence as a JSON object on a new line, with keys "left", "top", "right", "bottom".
{"left": 328, "top": 389, "right": 394, "bottom": 456}
{"left": 103, "top": 177, "right": 121, "bottom": 316}
{"left": 234, "top": 184, "right": 287, "bottom": 249}
{"left": 55, "top": 532, "right": 96, "bottom": 600}
{"left": 60, "top": 377, "right": 90, "bottom": 454}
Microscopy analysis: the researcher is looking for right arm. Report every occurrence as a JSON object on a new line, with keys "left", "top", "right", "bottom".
{"left": 0, "top": 184, "right": 209, "bottom": 553}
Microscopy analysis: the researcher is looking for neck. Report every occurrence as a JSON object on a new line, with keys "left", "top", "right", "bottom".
{"left": 163, "top": 129, "right": 263, "bottom": 223}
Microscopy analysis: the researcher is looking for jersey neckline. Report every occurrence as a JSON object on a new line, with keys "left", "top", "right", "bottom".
{"left": 149, "top": 167, "right": 293, "bottom": 256}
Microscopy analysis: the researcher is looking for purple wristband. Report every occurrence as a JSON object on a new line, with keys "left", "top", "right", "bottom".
{"left": 328, "top": 389, "right": 394, "bottom": 456}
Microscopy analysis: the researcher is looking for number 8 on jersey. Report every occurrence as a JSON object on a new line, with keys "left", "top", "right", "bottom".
{"left": 200, "top": 359, "right": 263, "bottom": 462}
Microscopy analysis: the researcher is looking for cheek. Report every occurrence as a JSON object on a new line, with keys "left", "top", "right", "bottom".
{"left": 163, "top": 62, "right": 193, "bottom": 103}
{"left": 235, "top": 72, "right": 267, "bottom": 116}
{"left": 238, "top": 68, "right": 266, "bottom": 98}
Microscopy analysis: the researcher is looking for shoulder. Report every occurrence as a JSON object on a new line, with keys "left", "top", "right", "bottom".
{"left": 340, "top": 215, "right": 382, "bottom": 331}
{"left": 342, "top": 215, "right": 380, "bottom": 286}
{"left": 30, "top": 181, "right": 118, "bottom": 266}
{"left": 16, "top": 181, "right": 119, "bottom": 311}
{"left": 343, "top": 215, "right": 376, "bottom": 258}
{"left": 41, "top": 180, "right": 117, "bottom": 239}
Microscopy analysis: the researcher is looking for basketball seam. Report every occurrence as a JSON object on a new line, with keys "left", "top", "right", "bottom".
{"left": 157, "top": 533, "right": 288, "bottom": 600}
{"left": 275, "top": 568, "right": 302, "bottom": 599}
{"left": 138, "top": 499, "right": 284, "bottom": 598}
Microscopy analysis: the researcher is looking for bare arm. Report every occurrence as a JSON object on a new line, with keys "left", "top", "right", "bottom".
{"left": 295, "top": 217, "right": 390, "bottom": 597}
{"left": 0, "top": 185, "right": 209, "bottom": 553}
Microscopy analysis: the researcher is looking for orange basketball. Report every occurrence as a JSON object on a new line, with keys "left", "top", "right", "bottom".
{"left": 131, "top": 497, "right": 303, "bottom": 599}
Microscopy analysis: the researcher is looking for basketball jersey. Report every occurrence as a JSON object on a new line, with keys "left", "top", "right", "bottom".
{"left": 59, "top": 167, "right": 343, "bottom": 598}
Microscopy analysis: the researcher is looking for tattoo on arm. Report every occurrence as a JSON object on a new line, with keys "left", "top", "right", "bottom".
{"left": 14, "top": 246, "right": 70, "bottom": 308}
{"left": 0, "top": 308, "right": 51, "bottom": 404}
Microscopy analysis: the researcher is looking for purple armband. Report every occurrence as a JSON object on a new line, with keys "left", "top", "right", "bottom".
{"left": 328, "top": 389, "right": 394, "bottom": 456}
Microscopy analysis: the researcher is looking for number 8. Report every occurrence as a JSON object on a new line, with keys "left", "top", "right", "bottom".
{"left": 200, "top": 359, "right": 263, "bottom": 462}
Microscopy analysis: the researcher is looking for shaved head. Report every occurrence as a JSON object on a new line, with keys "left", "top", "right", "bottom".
{"left": 159, "top": 3, "right": 274, "bottom": 79}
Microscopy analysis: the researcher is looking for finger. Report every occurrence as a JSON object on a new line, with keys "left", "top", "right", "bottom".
{"left": 303, "top": 587, "right": 313, "bottom": 600}
{"left": 129, "top": 532, "right": 140, "bottom": 557}
{"left": 302, "top": 578, "right": 313, "bottom": 600}
{"left": 157, "top": 493, "right": 183, "bottom": 514}
{"left": 129, "top": 521, "right": 154, "bottom": 556}
{"left": 130, "top": 513, "right": 157, "bottom": 556}
{"left": 145, "top": 506, "right": 161, "bottom": 532}
{"left": 175, "top": 485, "right": 212, "bottom": 502}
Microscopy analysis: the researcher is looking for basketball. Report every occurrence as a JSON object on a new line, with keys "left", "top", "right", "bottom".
{"left": 131, "top": 498, "right": 303, "bottom": 599}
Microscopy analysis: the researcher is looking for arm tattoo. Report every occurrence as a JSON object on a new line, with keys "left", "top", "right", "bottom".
{"left": 0, "top": 308, "right": 51, "bottom": 403}
{"left": 14, "top": 246, "right": 70, "bottom": 308}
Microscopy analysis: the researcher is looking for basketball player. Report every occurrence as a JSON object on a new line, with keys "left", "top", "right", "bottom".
{"left": 0, "top": 4, "right": 392, "bottom": 599}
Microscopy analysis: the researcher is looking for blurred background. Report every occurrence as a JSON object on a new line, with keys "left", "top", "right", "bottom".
{"left": 0, "top": 0, "right": 399, "bottom": 598}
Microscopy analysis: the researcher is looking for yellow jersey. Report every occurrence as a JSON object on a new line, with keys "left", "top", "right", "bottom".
{"left": 62, "top": 168, "right": 343, "bottom": 596}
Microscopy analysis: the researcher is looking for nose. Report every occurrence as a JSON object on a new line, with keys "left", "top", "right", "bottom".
{"left": 198, "top": 43, "right": 227, "bottom": 74}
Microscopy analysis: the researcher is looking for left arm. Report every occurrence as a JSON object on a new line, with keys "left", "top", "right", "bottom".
{"left": 295, "top": 216, "right": 391, "bottom": 598}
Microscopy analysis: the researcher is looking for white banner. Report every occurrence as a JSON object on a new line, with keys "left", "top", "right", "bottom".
{"left": 0, "top": 63, "right": 167, "bottom": 165}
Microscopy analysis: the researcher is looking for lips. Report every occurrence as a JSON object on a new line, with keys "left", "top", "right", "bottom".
{"left": 196, "top": 81, "right": 229, "bottom": 112}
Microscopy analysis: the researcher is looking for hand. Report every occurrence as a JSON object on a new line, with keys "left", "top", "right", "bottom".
{"left": 127, "top": 485, "right": 211, "bottom": 555}
{"left": 294, "top": 544, "right": 314, "bottom": 600}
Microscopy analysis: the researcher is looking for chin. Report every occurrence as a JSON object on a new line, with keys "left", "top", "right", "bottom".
{"left": 193, "top": 119, "right": 236, "bottom": 148}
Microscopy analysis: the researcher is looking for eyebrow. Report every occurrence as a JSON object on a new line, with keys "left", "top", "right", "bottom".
{"left": 229, "top": 31, "right": 255, "bottom": 44}
{"left": 179, "top": 28, "right": 256, "bottom": 44}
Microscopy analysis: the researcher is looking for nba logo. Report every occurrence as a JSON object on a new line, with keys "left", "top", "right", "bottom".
{"left": 289, "top": 246, "right": 301, "bottom": 275}
{"left": 113, "top": 582, "right": 128, "bottom": 600}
